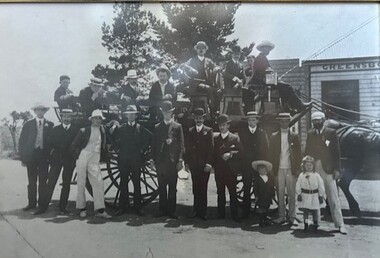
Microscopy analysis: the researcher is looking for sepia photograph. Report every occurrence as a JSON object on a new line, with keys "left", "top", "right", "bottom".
{"left": 0, "top": 1, "right": 379, "bottom": 258}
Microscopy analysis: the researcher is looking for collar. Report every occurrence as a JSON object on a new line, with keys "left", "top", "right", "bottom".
{"left": 128, "top": 121, "right": 136, "bottom": 127}
{"left": 232, "top": 58, "right": 239, "bottom": 64}
{"left": 197, "top": 56, "right": 205, "bottom": 62}
{"left": 62, "top": 123, "right": 71, "bottom": 130}
{"left": 159, "top": 81, "right": 168, "bottom": 87}
{"left": 281, "top": 128, "right": 288, "bottom": 134}
{"left": 221, "top": 131, "right": 229, "bottom": 139}
{"left": 315, "top": 126, "right": 325, "bottom": 135}
{"left": 164, "top": 119, "right": 173, "bottom": 125}
{"left": 248, "top": 126, "right": 257, "bottom": 134}
{"left": 196, "top": 124, "right": 203, "bottom": 132}
{"left": 36, "top": 118, "right": 44, "bottom": 125}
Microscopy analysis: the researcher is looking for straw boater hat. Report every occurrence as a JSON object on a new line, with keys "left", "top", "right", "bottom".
{"left": 216, "top": 114, "right": 231, "bottom": 125}
{"left": 126, "top": 69, "right": 139, "bottom": 79}
{"left": 88, "top": 109, "right": 105, "bottom": 120}
{"left": 276, "top": 112, "right": 291, "bottom": 120}
{"left": 252, "top": 160, "right": 273, "bottom": 171}
{"left": 245, "top": 111, "right": 260, "bottom": 119}
{"left": 60, "top": 109, "right": 73, "bottom": 114}
{"left": 88, "top": 77, "right": 104, "bottom": 87}
{"left": 155, "top": 64, "right": 171, "bottom": 78}
{"left": 311, "top": 111, "right": 325, "bottom": 120}
{"left": 31, "top": 102, "right": 49, "bottom": 112}
{"left": 256, "top": 40, "right": 275, "bottom": 52}
{"left": 161, "top": 101, "right": 175, "bottom": 113}
{"left": 194, "top": 41, "right": 209, "bottom": 50}
{"left": 124, "top": 105, "right": 139, "bottom": 114}
{"left": 192, "top": 108, "right": 206, "bottom": 117}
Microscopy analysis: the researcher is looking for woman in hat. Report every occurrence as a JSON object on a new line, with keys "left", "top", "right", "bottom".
{"left": 296, "top": 155, "right": 326, "bottom": 231}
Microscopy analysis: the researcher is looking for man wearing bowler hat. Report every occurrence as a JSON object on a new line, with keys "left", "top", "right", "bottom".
{"left": 19, "top": 103, "right": 54, "bottom": 211}
{"left": 213, "top": 114, "right": 242, "bottom": 222}
{"left": 79, "top": 77, "right": 106, "bottom": 118}
{"left": 113, "top": 105, "right": 150, "bottom": 216}
{"left": 34, "top": 109, "right": 79, "bottom": 215}
{"left": 305, "top": 111, "right": 347, "bottom": 234}
{"left": 238, "top": 111, "right": 269, "bottom": 219}
{"left": 184, "top": 108, "right": 214, "bottom": 220}
{"left": 150, "top": 101, "right": 184, "bottom": 219}
{"left": 269, "top": 113, "right": 302, "bottom": 226}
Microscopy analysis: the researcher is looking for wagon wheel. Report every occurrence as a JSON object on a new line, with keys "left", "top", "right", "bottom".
{"left": 236, "top": 173, "right": 255, "bottom": 208}
{"left": 86, "top": 146, "right": 159, "bottom": 208}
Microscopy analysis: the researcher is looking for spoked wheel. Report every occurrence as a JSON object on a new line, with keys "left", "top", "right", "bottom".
{"left": 236, "top": 173, "right": 256, "bottom": 208}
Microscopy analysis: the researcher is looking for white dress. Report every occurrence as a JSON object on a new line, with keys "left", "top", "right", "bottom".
{"left": 296, "top": 171, "right": 326, "bottom": 210}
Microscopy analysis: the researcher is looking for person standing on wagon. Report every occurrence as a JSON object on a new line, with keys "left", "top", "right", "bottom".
{"left": 19, "top": 103, "right": 54, "bottom": 211}
{"left": 150, "top": 101, "right": 185, "bottom": 219}
{"left": 305, "top": 111, "right": 347, "bottom": 234}
{"left": 71, "top": 109, "right": 112, "bottom": 219}
{"left": 112, "top": 105, "right": 150, "bottom": 216}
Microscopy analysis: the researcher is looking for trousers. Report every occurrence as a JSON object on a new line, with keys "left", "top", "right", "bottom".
{"left": 190, "top": 168, "right": 210, "bottom": 217}
{"left": 157, "top": 161, "right": 178, "bottom": 215}
{"left": 76, "top": 150, "right": 105, "bottom": 210}
{"left": 276, "top": 168, "right": 296, "bottom": 221}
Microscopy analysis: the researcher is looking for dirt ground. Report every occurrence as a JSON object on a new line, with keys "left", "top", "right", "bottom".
{"left": 1, "top": 159, "right": 380, "bottom": 258}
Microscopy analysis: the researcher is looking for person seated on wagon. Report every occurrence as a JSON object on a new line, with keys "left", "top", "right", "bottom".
{"left": 79, "top": 77, "right": 106, "bottom": 118}
{"left": 252, "top": 40, "right": 311, "bottom": 113}
{"left": 54, "top": 75, "right": 77, "bottom": 110}
{"left": 149, "top": 64, "right": 177, "bottom": 104}
{"left": 118, "top": 69, "right": 143, "bottom": 110}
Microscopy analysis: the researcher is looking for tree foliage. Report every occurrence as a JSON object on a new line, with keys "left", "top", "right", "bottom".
{"left": 151, "top": 3, "right": 241, "bottom": 63}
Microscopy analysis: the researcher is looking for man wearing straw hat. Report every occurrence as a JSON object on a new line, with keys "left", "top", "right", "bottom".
{"left": 184, "top": 108, "right": 214, "bottom": 220}
{"left": 71, "top": 109, "right": 111, "bottom": 219}
{"left": 79, "top": 77, "right": 106, "bottom": 118}
{"left": 34, "top": 109, "right": 79, "bottom": 215}
{"left": 238, "top": 111, "right": 269, "bottom": 219}
{"left": 150, "top": 101, "right": 184, "bottom": 219}
{"left": 305, "top": 111, "right": 347, "bottom": 234}
{"left": 118, "top": 69, "right": 142, "bottom": 109}
{"left": 213, "top": 114, "right": 242, "bottom": 222}
{"left": 112, "top": 105, "right": 150, "bottom": 216}
{"left": 19, "top": 103, "right": 54, "bottom": 211}
{"left": 269, "top": 113, "right": 302, "bottom": 226}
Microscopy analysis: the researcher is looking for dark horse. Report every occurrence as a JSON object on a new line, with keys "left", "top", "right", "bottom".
{"left": 325, "top": 119, "right": 380, "bottom": 217}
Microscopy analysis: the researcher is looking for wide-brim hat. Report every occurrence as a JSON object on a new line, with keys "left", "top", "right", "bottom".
{"left": 302, "top": 155, "right": 315, "bottom": 164}
{"left": 245, "top": 111, "right": 260, "bottom": 119}
{"left": 276, "top": 112, "right": 291, "bottom": 120}
{"left": 31, "top": 102, "right": 50, "bottom": 112}
{"left": 88, "top": 109, "right": 105, "bottom": 120}
{"left": 311, "top": 111, "right": 325, "bottom": 120}
{"left": 155, "top": 64, "right": 171, "bottom": 78}
{"left": 89, "top": 77, "right": 104, "bottom": 87}
{"left": 217, "top": 114, "right": 231, "bottom": 125}
{"left": 60, "top": 109, "right": 73, "bottom": 114}
{"left": 124, "top": 105, "right": 139, "bottom": 114}
{"left": 257, "top": 40, "right": 275, "bottom": 52}
{"left": 192, "top": 108, "right": 206, "bottom": 117}
{"left": 194, "top": 41, "right": 209, "bottom": 50}
{"left": 161, "top": 100, "right": 175, "bottom": 113}
{"left": 126, "top": 69, "right": 139, "bottom": 79}
{"left": 252, "top": 160, "right": 273, "bottom": 171}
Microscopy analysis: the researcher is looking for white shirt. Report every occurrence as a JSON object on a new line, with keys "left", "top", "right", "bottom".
{"left": 62, "top": 123, "right": 71, "bottom": 130}
{"left": 196, "top": 124, "right": 203, "bottom": 133}
{"left": 221, "top": 131, "right": 229, "bottom": 139}
{"left": 159, "top": 81, "right": 167, "bottom": 96}
{"left": 128, "top": 121, "right": 135, "bottom": 127}
{"left": 164, "top": 119, "right": 173, "bottom": 125}
{"left": 279, "top": 129, "right": 291, "bottom": 169}
{"left": 36, "top": 118, "right": 44, "bottom": 126}
{"left": 83, "top": 126, "right": 101, "bottom": 153}
{"left": 248, "top": 126, "right": 257, "bottom": 134}
{"left": 197, "top": 56, "right": 205, "bottom": 62}
{"left": 260, "top": 174, "right": 268, "bottom": 183}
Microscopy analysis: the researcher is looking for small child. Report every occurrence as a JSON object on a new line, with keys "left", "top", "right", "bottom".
{"left": 252, "top": 160, "right": 275, "bottom": 227}
{"left": 296, "top": 155, "right": 326, "bottom": 231}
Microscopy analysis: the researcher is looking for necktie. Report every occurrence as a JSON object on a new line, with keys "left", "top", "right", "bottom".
{"left": 39, "top": 120, "right": 42, "bottom": 126}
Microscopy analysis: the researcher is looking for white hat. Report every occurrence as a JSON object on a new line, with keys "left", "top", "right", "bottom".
{"left": 89, "top": 109, "right": 105, "bottom": 120}
{"left": 257, "top": 40, "right": 275, "bottom": 52}
{"left": 60, "top": 109, "right": 73, "bottom": 114}
{"left": 155, "top": 64, "right": 171, "bottom": 78}
{"left": 124, "top": 105, "right": 139, "bottom": 114}
{"left": 194, "top": 41, "right": 209, "bottom": 50}
{"left": 126, "top": 69, "right": 139, "bottom": 79}
{"left": 31, "top": 102, "right": 49, "bottom": 111}
{"left": 252, "top": 160, "right": 273, "bottom": 171}
{"left": 311, "top": 111, "right": 325, "bottom": 120}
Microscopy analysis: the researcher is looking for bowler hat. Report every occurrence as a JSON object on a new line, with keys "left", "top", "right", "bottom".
{"left": 217, "top": 114, "right": 231, "bottom": 125}
{"left": 126, "top": 69, "right": 139, "bottom": 79}
{"left": 231, "top": 45, "right": 241, "bottom": 54}
{"left": 194, "top": 41, "right": 209, "bottom": 50}
{"left": 192, "top": 108, "right": 206, "bottom": 117}
{"left": 257, "top": 40, "right": 275, "bottom": 52}
{"left": 88, "top": 109, "right": 105, "bottom": 120}
{"left": 155, "top": 64, "right": 171, "bottom": 78}
{"left": 161, "top": 101, "right": 175, "bottom": 113}
{"left": 89, "top": 77, "right": 104, "bottom": 87}
{"left": 31, "top": 102, "right": 50, "bottom": 112}
{"left": 311, "top": 111, "right": 325, "bottom": 120}
{"left": 124, "top": 105, "right": 139, "bottom": 114}
{"left": 252, "top": 160, "right": 273, "bottom": 171}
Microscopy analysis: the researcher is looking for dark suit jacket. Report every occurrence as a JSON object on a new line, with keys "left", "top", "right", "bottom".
{"left": 224, "top": 59, "right": 244, "bottom": 89}
{"left": 71, "top": 125, "right": 110, "bottom": 163}
{"left": 112, "top": 123, "right": 151, "bottom": 162}
{"left": 19, "top": 118, "right": 54, "bottom": 163}
{"left": 49, "top": 124, "right": 80, "bottom": 165}
{"left": 151, "top": 120, "right": 184, "bottom": 165}
{"left": 238, "top": 126, "right": 268, "bottom": 164}
{"left": 79, "top": 87, "right": 104, "bottom": 117}
{"left": 253, "top": 172, "right": 275, "bottom": 208}
{"left": 213, "top": 132, "right": 242, "bottom": 174}
{"left": 269, "top": 130, "right": 302, "bottom": 176}
{"left": 118, "top": 83, "right": 139, "bottom": 106}
{"left": 184, "top": 125, "right": 214, "bottom": 171}
{"left": 253, "top": 53, "right": 270, "bottom": 83}
{"left": 186, "top": 56, "right": 216, "bottom": 86}
{"left": 304, "top": 127, "right": 341, "bottom": 174}
{"left": 149, "top": 81, "right": 177, "bottom": 104}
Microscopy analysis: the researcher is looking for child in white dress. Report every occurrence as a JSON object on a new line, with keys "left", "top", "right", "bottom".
{"left": 296, "top": 155, "right": 326, "bottom": 231}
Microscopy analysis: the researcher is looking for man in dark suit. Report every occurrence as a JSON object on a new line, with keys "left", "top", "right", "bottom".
{"left": 150, "top": 101, "right": 184, "bottom": 219}
{"left": 19, "top": 103, "right": 54, "bottom": 211}
{"left": 79, "top": 77, "right": 106, "bottom": 118}
{"left": 213, "top": 114, "right": 242, "bottom": 222}
{"left": 305, "top": 111, "right": 347, "bottom": 234}
{"left": 54, "top": 75, "right": 77, "bottom": 110}
{"left": 184, "top": 108, "right": 214, "bottom": 220}
{"left": 224, "top": 46, "right": 244, "bottom": 90}
{"left": 117, "top": 70, "right": 143, "bottom": 110}
{"left": 149, "top": 64, "right": 177, "bottom": 104}
{"left": 112, "top": 105, "right": 150, "bottom": 216}
{"left": 269, "top": 113, "right": 302, "bottom": 225}
{"left": 238, "top": 111, "right": 268, "bottom": 219}
{"left": 34, "top": 109, "right": 79, "bottom": 215}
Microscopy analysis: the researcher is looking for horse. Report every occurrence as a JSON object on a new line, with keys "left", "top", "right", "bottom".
{"left": 325, "top": 119, "right": 380, "bottom": 217}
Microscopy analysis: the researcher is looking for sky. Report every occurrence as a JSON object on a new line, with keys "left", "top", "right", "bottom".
{"left": 0, "top": 2, "right": 379, "bottom": 122}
